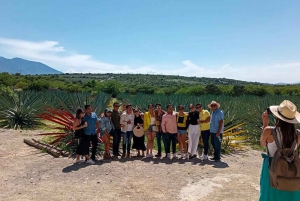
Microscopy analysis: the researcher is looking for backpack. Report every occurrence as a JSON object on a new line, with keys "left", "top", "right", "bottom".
{"left": 267, "top": 128, "right": 300, "bottom": 191}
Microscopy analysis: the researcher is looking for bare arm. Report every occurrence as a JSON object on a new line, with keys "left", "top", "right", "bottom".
{"left": 73, "top": 119, "right": 81, "bottom": 130}
{"left": 201, "top": 116, "right": 210, "bottom": 123}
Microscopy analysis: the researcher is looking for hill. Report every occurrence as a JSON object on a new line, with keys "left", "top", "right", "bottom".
{"left": 0, "top": 56, "right": 62, "bottom": 74}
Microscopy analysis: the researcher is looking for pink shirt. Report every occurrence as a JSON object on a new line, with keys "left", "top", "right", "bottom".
{"left": 161, "top": 112, "right": 178, "bottom": 134}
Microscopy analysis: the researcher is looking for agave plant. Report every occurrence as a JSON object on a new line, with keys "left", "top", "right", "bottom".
{"left": 36, "top": 91, "right": 111, "bottom": 154}
{"left": 0, "top": 91, "right": 47, "bottom": 129}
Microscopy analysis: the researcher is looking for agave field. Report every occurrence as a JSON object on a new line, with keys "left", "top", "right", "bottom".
{"left": 0, "top": 90, "right": 299, "bottom": 154}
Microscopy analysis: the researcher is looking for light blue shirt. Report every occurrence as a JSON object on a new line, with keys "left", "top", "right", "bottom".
{"left": 210, "top": 108, "right": 224, "bottom": 133}
{"left": 99, "top": 116, "right": 114, "bottom": 135}
{"left": 83, "top": 112, "right": 98, "bottom": 135}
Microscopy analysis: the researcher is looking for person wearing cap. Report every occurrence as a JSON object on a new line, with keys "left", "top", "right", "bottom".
{"left": 154, "top": 103, "right": 166, "bottom": 158}
{"left": 259, "top": 100, "right": 300, "bottom": 200}
{"left": 120, "top": 104, "right": 134, "bottom": 158}
{"left": 208, "top": 101, "right": 224, "bottom": 162}
{"left": 187, "top": 104, "right": 201, "bottom": 159}
{"left": 99, "top": 108, "right": 114, "bottom": 160}
{"left": 161, "top": 104, "right": 178, "bottom": 158}
{"left": 83, "top": 105, "right": 100, "bottom": 162}
{"left": 111, "top": 102, "right": 122, "bottom": 157}
{"left": 197, "top": 104, "right": 211, "bottom": 160}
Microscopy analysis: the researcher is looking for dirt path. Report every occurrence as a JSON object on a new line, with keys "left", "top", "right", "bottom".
{"left": 0, "top": 129, "right": 261, "bottom": 201}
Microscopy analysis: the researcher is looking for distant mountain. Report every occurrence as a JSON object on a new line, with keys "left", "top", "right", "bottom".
{"left": 0, "top": 56, "right": 62, "bottom": 74}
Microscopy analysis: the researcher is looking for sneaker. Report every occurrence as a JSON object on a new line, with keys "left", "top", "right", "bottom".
{"left": 172, "top": 153, "right": 177, "bottom": 158}
{"left": 146, "top": 154, "right": 152, "bottom": 158}
{"left": 127, "top": 153, "right": 131, "bottom": 158}
{"left": 121, "top": 153, "right": 126, "bottom": 158}
{"left": 86, "top": 159, "right": 95, "bottom": 164}
{"left": 201, "top": 154, "right": 208, "bottom": 160}
{"left": 189, "top": 154, "right": 197, "bottom": 159}
{"left": 75, "top": 159, "right": 83, "bottom": 163}
{"left": 167, "top": 153, "right": 171, "bottom": 158}
{"left": 155, "top": 154, "right": 161, "bottom": 157}
{"left": 180, "top": 153, "right": 184, "bottom": 158}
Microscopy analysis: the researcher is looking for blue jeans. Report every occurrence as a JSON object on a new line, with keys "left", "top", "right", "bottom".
{"left": 123, "top": 131, "right": 133, "bottom": 153}
{"left": 113, "top": 129, "right": 122, "bottom": 155}
{"left": 164, "top": 133, "right": 177, "bottom": 154}
{"left": 156, "top": 132, "right": 164, "bottom": 155}
{"left": 201, "top": 130, "right": 210, "bottom": 155}
{"left": 210, "top": 132, "right": 222, "bottom": 160}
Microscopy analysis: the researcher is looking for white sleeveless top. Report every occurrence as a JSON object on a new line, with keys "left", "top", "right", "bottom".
{"left": 150, "top": 117, "right": 155, "bottom": 125}
{"left": 267, "top": 127, "right": 298, "bottom": 157}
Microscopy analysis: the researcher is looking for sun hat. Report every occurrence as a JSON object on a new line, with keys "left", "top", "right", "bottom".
{"left": 104, "top": 108, "right": 112, "bottom": 113}
{"left": 269, "top": 100, "right": 300, "bottom": 124}
{"left": 133, "top": 126, "right": 144, "bottom": 137}
{"left": 207, "top": 101, "right": 221, "bottom": 109}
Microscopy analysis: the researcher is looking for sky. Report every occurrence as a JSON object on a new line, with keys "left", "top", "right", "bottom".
{"left": 0, "top": 0, "right": 299, "bottom": 83}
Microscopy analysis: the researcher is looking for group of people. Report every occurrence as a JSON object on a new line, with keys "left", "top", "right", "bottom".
{"left": 73, "top": 100, "right": 225, "bottom": 163}
{"left": 72, "top": 99, "right": 300, "bottom": 200}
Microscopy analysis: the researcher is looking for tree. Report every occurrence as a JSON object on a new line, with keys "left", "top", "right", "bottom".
{"left": 231, "top": 85, "right": 246, "bottom": 96}
{"left": 103, "top": 80, "right": 122, "bottom": 97}
{"left": 205, "top": 84, "right": 221, "bottom": 95}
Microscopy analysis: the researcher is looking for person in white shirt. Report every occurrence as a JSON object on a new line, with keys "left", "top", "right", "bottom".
{"left": 120, "top": 104, "right": 134, "bottom": 158}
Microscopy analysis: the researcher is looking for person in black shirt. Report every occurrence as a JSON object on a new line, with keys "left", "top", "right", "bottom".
{"left": 132, "top": 109, "right": 146, "bottom": 157}
{"left": 187, "top": 104, "right": 200, "bottom": 159}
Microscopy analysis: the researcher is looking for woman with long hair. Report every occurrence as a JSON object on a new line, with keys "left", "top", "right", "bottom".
{"left": 260, "top": 100, "right": 300, "bottom": 200}
{"left": 177, "top": 105, "right": 188, "bottom": 159}
{"left": 73, "top": 108, "right": 94, "bottom": 164}
{"left": 143, "top": 104, "right": 157, "bottom": 158}
{"left": 99, "top": 108, "right": 114, "bottom": 160}
{"left": 132, "top": 109, "right": 146, "bottom": 157}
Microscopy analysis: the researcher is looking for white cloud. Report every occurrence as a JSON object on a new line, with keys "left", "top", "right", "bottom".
{"left": 0, "top": 37, "right": 299, "bottom": 84}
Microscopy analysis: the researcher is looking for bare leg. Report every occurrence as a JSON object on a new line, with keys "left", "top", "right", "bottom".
{"left": 146, "top": 130, "right": 151, "bottom": 155}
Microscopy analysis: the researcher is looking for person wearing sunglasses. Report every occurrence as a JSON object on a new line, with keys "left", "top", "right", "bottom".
{"left": 187, "top": 104, "right": 201, "bottom": 159}
{"left": 197, "top": 104, "right": 211, "bottom": 160}
{"left": 208, "top": 101, "right": 224, "bottom": 162}
{"left": 111, "top": 102, "right": 122, "bottom": 157}
{"left": 177, "top": 105, "right": 188, "bottom": 159}
{"left": 154, "top": 103, "right": 166, "bottom": 158}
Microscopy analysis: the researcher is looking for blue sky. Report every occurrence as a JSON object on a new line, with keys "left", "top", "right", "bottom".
{"left": 0, "top": 0, "right": 299, "bottom": 83}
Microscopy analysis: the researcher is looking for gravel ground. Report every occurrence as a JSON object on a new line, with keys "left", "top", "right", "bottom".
{"left": 0, "top": 129, "right": 261, "bottom": 201}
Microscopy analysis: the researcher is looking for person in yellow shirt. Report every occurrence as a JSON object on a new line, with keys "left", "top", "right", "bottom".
{"left": 197, "top": 104, "right": 211, "bottom": 160}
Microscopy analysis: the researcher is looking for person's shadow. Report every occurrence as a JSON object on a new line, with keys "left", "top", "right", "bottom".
{"left": 62, "top": 160, "right": 105, "bottom": 173}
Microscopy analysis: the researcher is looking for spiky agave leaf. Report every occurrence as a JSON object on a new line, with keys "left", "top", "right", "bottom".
{"left": 0, "top": 91, "right": 47, "bottom": 129}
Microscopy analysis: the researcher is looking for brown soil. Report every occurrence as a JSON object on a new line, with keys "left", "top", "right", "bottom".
{"left": 0, "top": 129, "right": 261, "bottom": 201}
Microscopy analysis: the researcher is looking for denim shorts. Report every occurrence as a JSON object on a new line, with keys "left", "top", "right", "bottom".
{"left": 177, "top": 129, "right": 187, "bottom": 134}
{"left": 148, "top": 125, "right": 157, "bottom": 132}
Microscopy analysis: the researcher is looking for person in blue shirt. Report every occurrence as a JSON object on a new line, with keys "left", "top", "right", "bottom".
{"left": 208, "top": 101, "right": 224, "bottom": 162}
{"left": 83, "top": 105, "right": 100, "bottom": 161}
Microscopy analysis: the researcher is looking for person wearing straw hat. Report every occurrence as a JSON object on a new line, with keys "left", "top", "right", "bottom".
{"left": 259, "top": 100, "right": 300, "bottom": 200}
{"left": 208, "top": 101, "right": 224, "bottom": 162}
